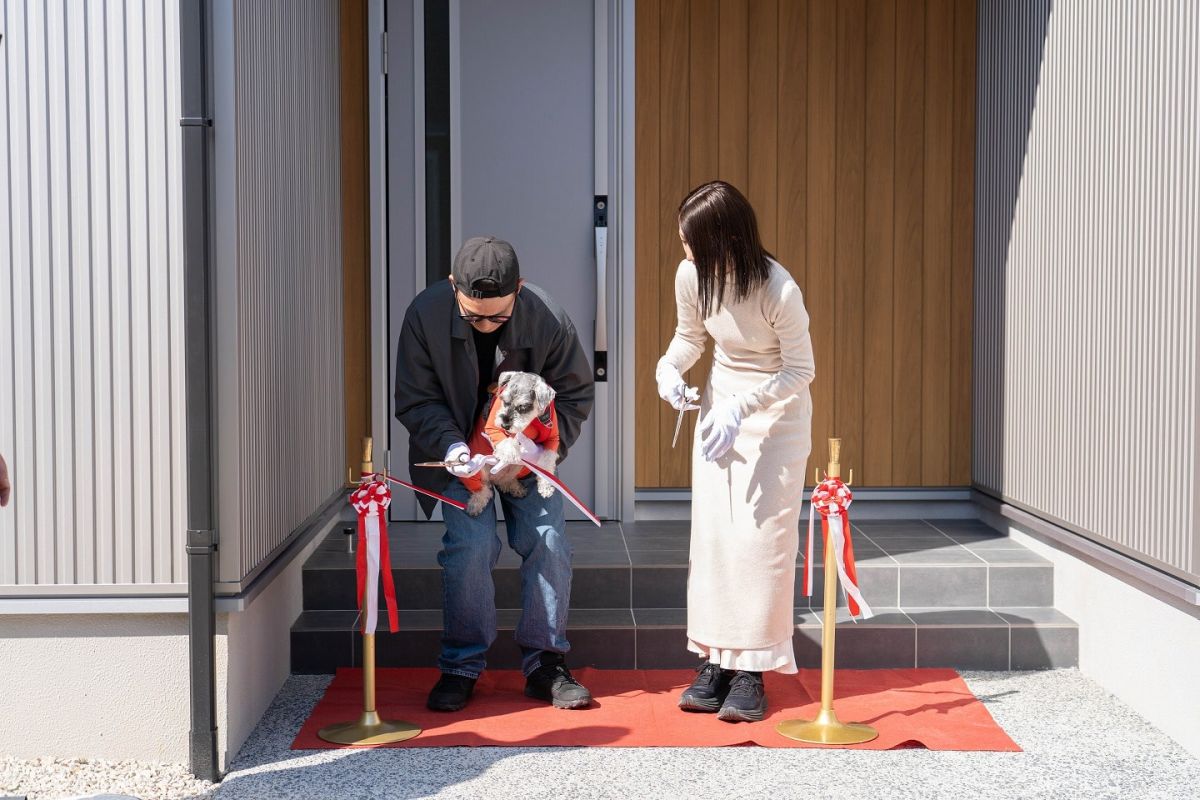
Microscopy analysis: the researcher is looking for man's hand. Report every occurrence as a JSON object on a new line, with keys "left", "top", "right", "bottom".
{"left": 491, "top": 432, "right": 546, "bottom": 475}
{"left": 443, "top": 443, "right": 493, "bottom": 478}
{"left": 0, "top": 453, "right": 10, "bottom": 508}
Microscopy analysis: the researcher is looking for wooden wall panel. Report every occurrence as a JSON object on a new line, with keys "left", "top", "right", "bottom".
{"left": 863, "top": 0, "right": 896, "bottom": 484}
{"left": 892, "top": 0, "right": 925, "bottom": 485}
{"left": 341, "top": 0, "right": 371, "bottom": 481}
{"left": 634, "top": 0, "right": 663, "bottom": 485}
{"left": 635, "top": 0, "right": 976, "bottom": 488}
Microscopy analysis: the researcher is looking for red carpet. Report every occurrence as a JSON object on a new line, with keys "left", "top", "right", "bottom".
{"left": 292, "top": 668, "right": 1019, "bottom": 751}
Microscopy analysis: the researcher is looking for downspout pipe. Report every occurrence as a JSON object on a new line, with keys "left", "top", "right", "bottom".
{"left": 179, "top": 0, "right": 219, "bottom": 783}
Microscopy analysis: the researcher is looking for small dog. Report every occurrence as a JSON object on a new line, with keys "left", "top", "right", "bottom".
{"left": 462, "top": 371, "right": 561, "bottom": 516}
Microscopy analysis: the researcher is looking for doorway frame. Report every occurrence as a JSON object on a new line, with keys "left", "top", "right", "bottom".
{"left": 367, "top": 0, "right": 636, "bottom": 521}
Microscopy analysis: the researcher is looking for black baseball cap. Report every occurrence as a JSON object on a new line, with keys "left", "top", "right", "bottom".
{"left": 452, "top": 236, "right": 521, "bottom": 298}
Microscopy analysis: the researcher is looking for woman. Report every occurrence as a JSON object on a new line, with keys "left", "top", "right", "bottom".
{"left": 655, "top": 180, "right": 815, "bottom": 722}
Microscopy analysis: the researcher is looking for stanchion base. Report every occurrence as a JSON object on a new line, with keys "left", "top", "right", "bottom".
{"left": 318, "top": 711, "right": 421, "bottom": 746}
{"left": 776, "top": 708, "right": 878, "bottom": 746}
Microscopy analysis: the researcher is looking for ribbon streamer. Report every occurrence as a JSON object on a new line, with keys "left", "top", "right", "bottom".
{"left": 350, "top": 479, "right": 400, "bottom": 634}
{"left": 520, "top": 458, "right": 602, "bottom": 527}
{"left": 375, "top": 471, "right": 468, "bottom": 511}
{"left": 804, "top": 477, "right": 873, "bottom": 619}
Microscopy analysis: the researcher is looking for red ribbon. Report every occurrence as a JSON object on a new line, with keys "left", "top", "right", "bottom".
{"left": 375, "top": 471, "right": 468, "bottom": 511}
{"left": 805, "top": 477, "right": 871, "bottom": 618}
{"left": 350, "top": 478, "right": 399, "bottom": 634}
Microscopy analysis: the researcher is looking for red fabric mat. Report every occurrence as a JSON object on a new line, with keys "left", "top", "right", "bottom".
{"left": 292, "top": 668, "right": 1019, "bottom": 751}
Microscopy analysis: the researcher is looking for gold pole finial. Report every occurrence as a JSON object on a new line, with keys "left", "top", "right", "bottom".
{"left": 826, "top": 438, "right": 841, "bottom": 479}
{"left": 361, "top": 437, "right": 374, "bottom": 476}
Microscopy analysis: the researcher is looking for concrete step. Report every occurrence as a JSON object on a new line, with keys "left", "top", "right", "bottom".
{"left": 302, "top": 519, "right": 1055, "bottom": 611}
{"left": 290, "top": 605, "right": 1079, "bottom": 674}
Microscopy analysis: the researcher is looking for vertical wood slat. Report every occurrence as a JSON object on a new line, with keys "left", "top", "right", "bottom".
{"left": 863, "top": 0, "right": 896, "bottom": 486}
{"left": 747, "top": 0, "right": 779, "bottom": 251}
{"left": 777, "top": 1, "right": 807, "bottom": 291}
{"left": 717, "top": 0, "right": 749, "bottom": 192}
{"left": 806, "top": 0, "right": 837, "bottom": 472}
{"left": 634, "top": 0, "right": 662, "bottom": 486}
{"left": 683, "top": 0, "right": 719, "bottom": 467}
{"left": 634, "top": 0, "right": 973, "bottom": 490}
{"left": 922, "top": 0, "right": 953, "bottom": 485}
{"left": 950, "top": 0, "right": 976, "bottom": 485}
{"left": 892, "top": 0, "right": 925, "bottom": 485}
{"left": 0, "top": 0, "right": 186, "bottom": 588}
{"left": 835, "top": 0, "right": 865, "bottom": 480}
{"left": 657, "top": 0, "right": 692, "bottom": 488}
{"left": 341, "top": 0, "right": 371, "bottom": 480}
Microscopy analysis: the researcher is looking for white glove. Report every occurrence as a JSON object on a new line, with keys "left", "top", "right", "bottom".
{"left": 444, "top": 442, "right": 492, "bottom": 478}
{"left": 656, "top": 364, "right": 701, "bottom": 411}
{"left": 698, "top": 397, "right": 743, "bottom": 462}
{"left": 491, "top": 432, "right": 544, "bottom": 474}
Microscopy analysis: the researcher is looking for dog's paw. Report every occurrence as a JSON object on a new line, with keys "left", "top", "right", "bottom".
{"left": 466, "top": 489, "right": 489, "bottom": 516}
{"left": 505, "top": 480, "right": 528, "bottom": 499}
{"left": 493, "top": 437, "right": 522, "bottom": 462}
{"left": 537, "top": 477, "right": 556, "bottom": 498}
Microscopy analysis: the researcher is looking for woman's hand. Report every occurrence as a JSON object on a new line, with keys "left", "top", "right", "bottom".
{"left": 657, "top": 365, "right": 701, "bottom": 411}
{"left": 698, "top": 397, "right": 743, "bottom": 461}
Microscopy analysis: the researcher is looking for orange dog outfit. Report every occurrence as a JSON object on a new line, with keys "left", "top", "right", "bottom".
{"left": 459, "top": 390, "right": 560, "bottom": 494}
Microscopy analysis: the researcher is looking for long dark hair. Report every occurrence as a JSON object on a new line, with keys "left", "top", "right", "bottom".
{"left": 677, "top": 180, "right": 772, "bottom": 317}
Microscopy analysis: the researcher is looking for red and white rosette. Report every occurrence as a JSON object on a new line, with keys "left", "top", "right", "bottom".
{"left": 804, "top": 477, "right": 873, "bottom": 619}
{"left": 350, "top": 477, "right": 400, "bottom": 634}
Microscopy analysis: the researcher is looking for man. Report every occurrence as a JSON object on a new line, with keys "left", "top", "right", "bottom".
{"left": 395, "top": 236, "right": 595, "bottom": 711}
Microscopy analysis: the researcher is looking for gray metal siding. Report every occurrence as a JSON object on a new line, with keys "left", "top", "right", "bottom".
{"left": 0, "top": 0, "right": 187, "bottom": 589}
{"left": 214, "top": 0, "right": 345, "bottom": 585}
{"left": 974, "top": 0, "right": 1199, "bottom": 582}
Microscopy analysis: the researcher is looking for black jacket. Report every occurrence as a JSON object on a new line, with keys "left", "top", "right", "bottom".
{"left": 394, "top": 279, "right": 595, "bottom": 517}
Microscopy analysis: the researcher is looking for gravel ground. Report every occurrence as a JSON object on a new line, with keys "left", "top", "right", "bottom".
{"left": 5, "top": 669, "right": 1199, "bottom": 799}
{"left": 0, "top": 756, "right": 214, "bottom": 800}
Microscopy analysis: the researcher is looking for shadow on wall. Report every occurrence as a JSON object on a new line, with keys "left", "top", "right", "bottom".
{"left": 974, "top": 0, "right": 1053, "bottom": 500}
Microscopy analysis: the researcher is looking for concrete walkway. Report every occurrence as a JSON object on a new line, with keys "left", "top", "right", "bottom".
{"left": 213, "top": 669, "right": 1200, "bottom": 799}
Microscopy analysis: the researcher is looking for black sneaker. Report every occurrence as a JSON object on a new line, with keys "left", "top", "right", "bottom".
{"left": 524, "top": 652, "right": 592, "bottom": 709}
{"left": 426, "top": 673, "right": 477, "bottom": 712}
{"left": 717, "top": 670, "right": 767, "bottom": 722}
{"left": 679, "top": 663, "right": 734, "bottom": 712}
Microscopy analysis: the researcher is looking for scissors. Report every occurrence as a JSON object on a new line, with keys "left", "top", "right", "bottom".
{"left": 671, "top": 387, "right": 701, "bottom": 448}
{"left": 413, "top": 451, "right": 472, "bottom": 468}
{"left": 414, "top": 454, "right": 499, "bottom": 469}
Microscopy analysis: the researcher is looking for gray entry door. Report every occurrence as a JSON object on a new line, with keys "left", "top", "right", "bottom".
{"left": 386, "top": 0, "right": 600, "bottom": 521}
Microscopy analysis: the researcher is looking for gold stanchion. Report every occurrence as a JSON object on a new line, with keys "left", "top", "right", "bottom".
{"left": 318, "top": 438, "right": 421, "bottom": 746}
{"left": 776, "top": 438, "right": 878, "bottom": 746}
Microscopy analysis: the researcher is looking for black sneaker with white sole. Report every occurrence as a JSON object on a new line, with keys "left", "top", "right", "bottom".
{"left": 717, "top": 670, "right": 767, "bottom": 722}
{"left": 524, "top": 652, "right": 592, "bottom": 709}
{"left": 426, "top": 673, "right": 477, "bottom": 712}
{"left": 678, "top": 663, "right": 734, "bottom": 712}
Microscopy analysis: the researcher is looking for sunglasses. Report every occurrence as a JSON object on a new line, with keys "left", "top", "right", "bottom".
{"left": 455, "top": 287, "right": 515, "bottom": 324}
{"left": 459, "top": 311, "right": 512, "bottom": 324}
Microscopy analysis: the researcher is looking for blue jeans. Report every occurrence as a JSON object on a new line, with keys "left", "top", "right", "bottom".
{"left": 437, "top": 473, "right": 573, "bottom": 678}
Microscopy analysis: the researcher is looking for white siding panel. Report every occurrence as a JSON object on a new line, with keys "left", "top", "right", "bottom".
{"left": 975, "top": 0, "right": 1199, "bottom": 583}
{"left": 0, "top": 0, "right": 186, "bottom": 589}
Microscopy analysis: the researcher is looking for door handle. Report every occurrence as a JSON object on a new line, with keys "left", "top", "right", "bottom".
{"left": 594, "top": 195, "right": 608, "bottom": 382}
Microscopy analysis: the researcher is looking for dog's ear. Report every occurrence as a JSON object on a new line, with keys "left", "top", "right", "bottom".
{"left": 534, "top": 379, "right": 556, "bottom": 411}
{"left": 497, "top": 371, "right": 516, "bottom": 388}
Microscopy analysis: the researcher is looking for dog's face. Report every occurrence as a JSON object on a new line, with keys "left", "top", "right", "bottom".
{"left": 495, "top": 372, "right": 555, "bottom": 433}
